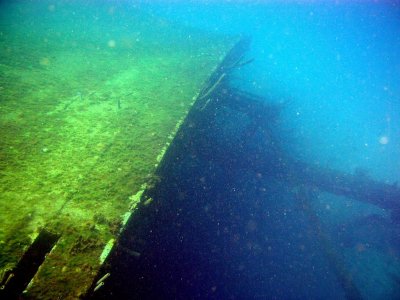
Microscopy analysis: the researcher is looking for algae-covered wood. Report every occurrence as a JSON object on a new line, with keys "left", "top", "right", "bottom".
{"left": 0, "top": 1, "right": 237, "bottom": 298}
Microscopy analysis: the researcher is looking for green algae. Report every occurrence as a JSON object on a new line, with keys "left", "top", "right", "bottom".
{"left": 0, "top": 1, "right": 236, "bottom": 298}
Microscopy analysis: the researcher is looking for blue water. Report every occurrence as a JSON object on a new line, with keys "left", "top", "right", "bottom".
{"left": 1, "top": 1, "right": 399, "bottom": 299}
{"left": 135, "top": 1, "right": 400, "bottom": 299}
{"left": 144, "top": 1, "right": 400, "bottom": 182}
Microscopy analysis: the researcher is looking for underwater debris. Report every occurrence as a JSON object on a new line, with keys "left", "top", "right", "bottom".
{"left": 93, "top": 272, "right": 111, "bottom": 292}
{"left": 235, "top": 57, "right": 254, "bottom": 68}
{"left": 143, "top": 197, "right": 153, "bottom": 206}
{"left": 96, "top": 272, "right": 110, "bottom": 286}
{"left": 199, "top": 72, "right": 226, "bottom": 101}
{"left": 119, "top": 245, "right": 141, "bottom": 259}
{"left": 93, "top": 281, "right": 104, "bottom": 292}
{"left": 0, "top": 267, "right": 14, "bottom": 290}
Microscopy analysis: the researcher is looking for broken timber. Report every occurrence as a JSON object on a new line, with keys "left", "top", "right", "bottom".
{"left": 170, "top": 82, "right": 400, "bottom": 220}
